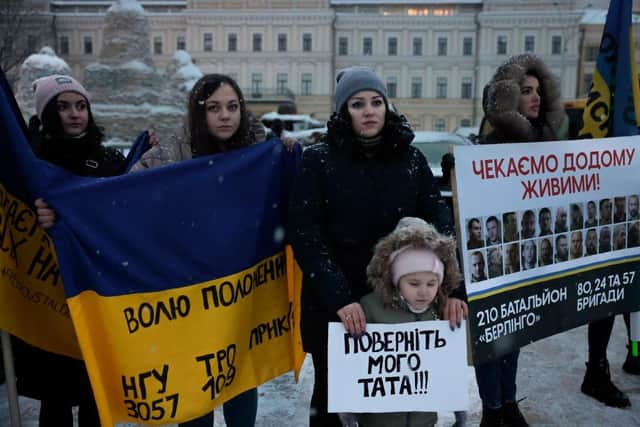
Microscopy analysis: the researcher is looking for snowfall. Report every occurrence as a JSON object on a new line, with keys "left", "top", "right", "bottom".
{"left": 1, "top": 315, "right": 638, "bottom": 426}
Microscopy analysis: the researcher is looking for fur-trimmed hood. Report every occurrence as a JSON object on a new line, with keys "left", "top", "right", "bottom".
{"left": 366, "top": 217, "right": 461, "bottom": 316}
{"left": 484, "top": 54, "right": 566, "bottom": 142}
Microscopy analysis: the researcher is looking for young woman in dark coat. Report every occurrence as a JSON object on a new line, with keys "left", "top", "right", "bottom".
{"left": 287, "top": 67, "right": 468, "bottom": 427}
{"left": 15, "top": 74, "right": 129, "bottom": 427}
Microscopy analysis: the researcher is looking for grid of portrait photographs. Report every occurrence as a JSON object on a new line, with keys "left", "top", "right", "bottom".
{"left": 465, "top": 194, "right": 640, "bottom": 284}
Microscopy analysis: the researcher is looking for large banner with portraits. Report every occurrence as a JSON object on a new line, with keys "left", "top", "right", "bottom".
{"left": 454, "top": 136, "right": 640, "bottom": 364}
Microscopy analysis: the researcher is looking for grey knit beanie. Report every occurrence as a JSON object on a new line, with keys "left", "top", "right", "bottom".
{"left": 334, "top": 67, "right": 387, "bottom": 114}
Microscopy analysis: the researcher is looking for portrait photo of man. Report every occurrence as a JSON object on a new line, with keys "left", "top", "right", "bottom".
{"left": 570, "top": 230, "right": 583, "bottom": 260}
{"left": 538, "top": 207, "right": 553, "bottom": 236}
{"left": 585, "top": 229, "right": 598, "bottom": 256}
{"left": 470, "top": 250, "right": 487, "bottom": 282}
{"left": 599, "top": 226, "right": 611, "bottom": 253}
{"left": 613, "top": 224, "right": 626, "bottom": 250}
{"left": 487, "top": 247, "right": 503, "bottom": 278}
{"left": 628, "top": 222, "right": 640, "bottom": 248}
{"left": 599, "top": 198, "right": 612, "bottom": 225}
{"left": 485, "top": 216, "right": 502, "bottom": 246}
{"left": 503, "top": 212, "right": 518, "bottom": 243}
{"left": 584, "top": 200, "right": 598, "bottom": 228}
{"left": 554, "top": 206, "right": 568, "bottom": 234}
{"left": 613, "top": 196, "right": 626, "bottom": 223}
{"left": 467, "top": 218, "right": 484, "bottom": 249}
{"left": 521, "top": 240, "right": 537, "bottom": 270}
{"left": 520, "top": 209, "right": 536, "bottom": 239}
{"left": 504, "top": 243, "right": 520, "bottom": 274}
{"left": 539, "top": 237, "right": 553, "bottom": 266}
{"left": 555, "top": 234, "right": 569, "bottom": 262}
{"left": 628, "top": 195, "right": 640, "bottom": 221}
{"left": 570, "top": 203, "right": 584, "bottom": 231}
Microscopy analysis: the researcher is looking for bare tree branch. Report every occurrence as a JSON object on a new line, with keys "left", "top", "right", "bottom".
{"left": 0, "top": 0, "right": 53, "bottom": 85}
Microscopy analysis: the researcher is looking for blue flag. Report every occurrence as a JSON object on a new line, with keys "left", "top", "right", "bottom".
{"left": 0, "top": 69, "right": 305, "bottom": 425}
{"left": 579, "top": 0, "right": 640, "bottom": 138}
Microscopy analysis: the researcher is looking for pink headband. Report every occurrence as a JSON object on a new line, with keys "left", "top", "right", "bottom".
{"left": 391, "top": 247, "right": 444, "bottom": 287}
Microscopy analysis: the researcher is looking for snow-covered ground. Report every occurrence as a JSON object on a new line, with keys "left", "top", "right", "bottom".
{"left": 2, "top": 316, "right": 638, "bottom": 426}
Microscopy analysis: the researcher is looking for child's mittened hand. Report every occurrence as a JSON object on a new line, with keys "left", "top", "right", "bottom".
{"left": 337, "top": 302, "right": 366, "bottom": 336}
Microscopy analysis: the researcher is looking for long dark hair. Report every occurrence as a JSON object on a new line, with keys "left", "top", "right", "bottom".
{"left": 27, "top": 93, "right": 103, "bottom": 152}
{"left": 188, "top": 74, "right": 252, "bottom": 157}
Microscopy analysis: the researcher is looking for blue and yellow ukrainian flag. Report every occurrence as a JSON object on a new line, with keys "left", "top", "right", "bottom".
{"left": 579, "top": 0, "right": 640, "bottom": 138}
{"left": 0, "top": 70, "right": 304, "bottom": 425}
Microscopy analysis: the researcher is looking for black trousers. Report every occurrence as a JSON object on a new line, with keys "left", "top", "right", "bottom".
{"left": 587, "top": 313, "right": 631, "bottom": 362}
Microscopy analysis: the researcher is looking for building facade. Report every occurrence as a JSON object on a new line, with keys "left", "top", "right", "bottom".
{"left": 14, "top": 0, "right": 640, "bottom": 128}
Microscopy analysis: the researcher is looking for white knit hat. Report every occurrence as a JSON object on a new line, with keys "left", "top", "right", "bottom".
{"left": 33, "top": 75, "right": 90, "bottom": 119}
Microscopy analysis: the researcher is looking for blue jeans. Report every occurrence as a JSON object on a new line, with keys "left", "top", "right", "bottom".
{"left": 178, "top": 388, "right": 258, "bottom": 427}
{"left": 474, "top": 350, "right": 519, "bottom": 408}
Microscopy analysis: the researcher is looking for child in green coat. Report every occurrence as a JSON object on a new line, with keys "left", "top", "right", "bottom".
{"left": 344, "top": 217, "right": 466, "bottom": 427}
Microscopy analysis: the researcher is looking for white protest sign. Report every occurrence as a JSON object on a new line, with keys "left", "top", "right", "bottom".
{"left": 327, "top": 321, "right": 468, "bottom": 413}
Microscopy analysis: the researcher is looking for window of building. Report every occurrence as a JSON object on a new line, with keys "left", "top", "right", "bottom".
{"left": 278, "top": 34, "right": 287, "bottom": 52}
{"left": 463, "top": 37, "right": 473, "bottom": 56}
{"left": 203, "top": 33, "right": 213, "bottom": 52}
{"left": 363, "top": 37, "right": 373, "bottom": 55}
{"left": 228, "top": 34, "right": 237, "bottom": 52}
{"left": 461, "top": 77, "right": 472, "bottom": 99}
{"left": 585, "top": 46, "right": 598, "bottom": 61}
{"left": 435, "top": 118, "right": 446, "bottom": 131}
{"left": 277, "top": 73, "right": 288, "bottom": 95}
{"left": 153, "top": 36, "right": 163, "bottom": 55}
{"left": 460, "top": 118, "right": 471, "bottom": 127}
{"left": 176, "top": 35, "right": 186, "bottom": 51}
{"left": 437, "top": 37, "right": 447, "bottom": 56}
{"left": 27, "top": 35, "right": 37, "bottom": 52}
{"left": 251, "top": 73, "right": 262, "bottom": 97}
{"left": 413, "top": 37, "right": 423, "bottom": 56}
{"left": 436, "top": 77, "right": 447, "bottom": 99}
{"left": 583, "top": 73, "right": 593, "bottom": 92}
{"left": 303, "top": 33, "right": 312, "bottom": 52}
{"left": 411, "top": 77, "right": 422, "bottom": 98}
{"left": 524, "top": 35, "right": 535, "bottom": 53}
{"left": 552, "top": 35, "right": 562, "bottom": 55}
{"left": 59, "top": 36, "right": 69, "bottom": 55}
{"left": 301, "top": 73, "right": 312, "bottom": 95}
{"left": 338, "top": 37, "right": 348, "bottom": 56}
{"left": 497, "top": 35, "right": 507, "bottom": 55}
{"left": 253, "top": 33, "right": 262, "bottom": 52}
{"left": 386, "top": 76, "right": 397, "bottom": 98}
{"left": 83, "top": 36, "right": 93, "bottom": 55}
{"left": 388, "top": 37, "right": 398, "bottom": 56}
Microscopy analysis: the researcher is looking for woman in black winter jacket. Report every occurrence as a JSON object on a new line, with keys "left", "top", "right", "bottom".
{"left": 14, "top": 74, "right": 134, "bottom": 427}
{"left": 288, "top": 67, "right": 468, "bottom": 427}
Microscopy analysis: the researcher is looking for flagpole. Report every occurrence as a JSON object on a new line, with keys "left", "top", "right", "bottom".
{"left": 1, "top": 330, "right": 22, "bottom": 427}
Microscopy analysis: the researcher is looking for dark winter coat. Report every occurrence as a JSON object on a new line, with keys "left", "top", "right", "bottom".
{"left": 13, "top": 131, "right": 125, "bottom": 403}
{"left": 34, "top": 133, "right": 125, "bottom": 177}
{"left": 287, "top": 114, "right": 453, "bottom": 354}
{"left": 481, "top": 54, "right": 568, "bottom": 144}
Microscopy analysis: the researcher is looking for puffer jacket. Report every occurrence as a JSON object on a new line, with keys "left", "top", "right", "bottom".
{"left": 287, "top": 112, "right": 454, "bottom": 354}
{"left": 482, "top": 54, "right": 568, "bottom": 143}
{"left": 366, "top": 217, "right": 461, "bottom": 315}
{"left": 355, "top": 219, "right": 460, "bottom": 427}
